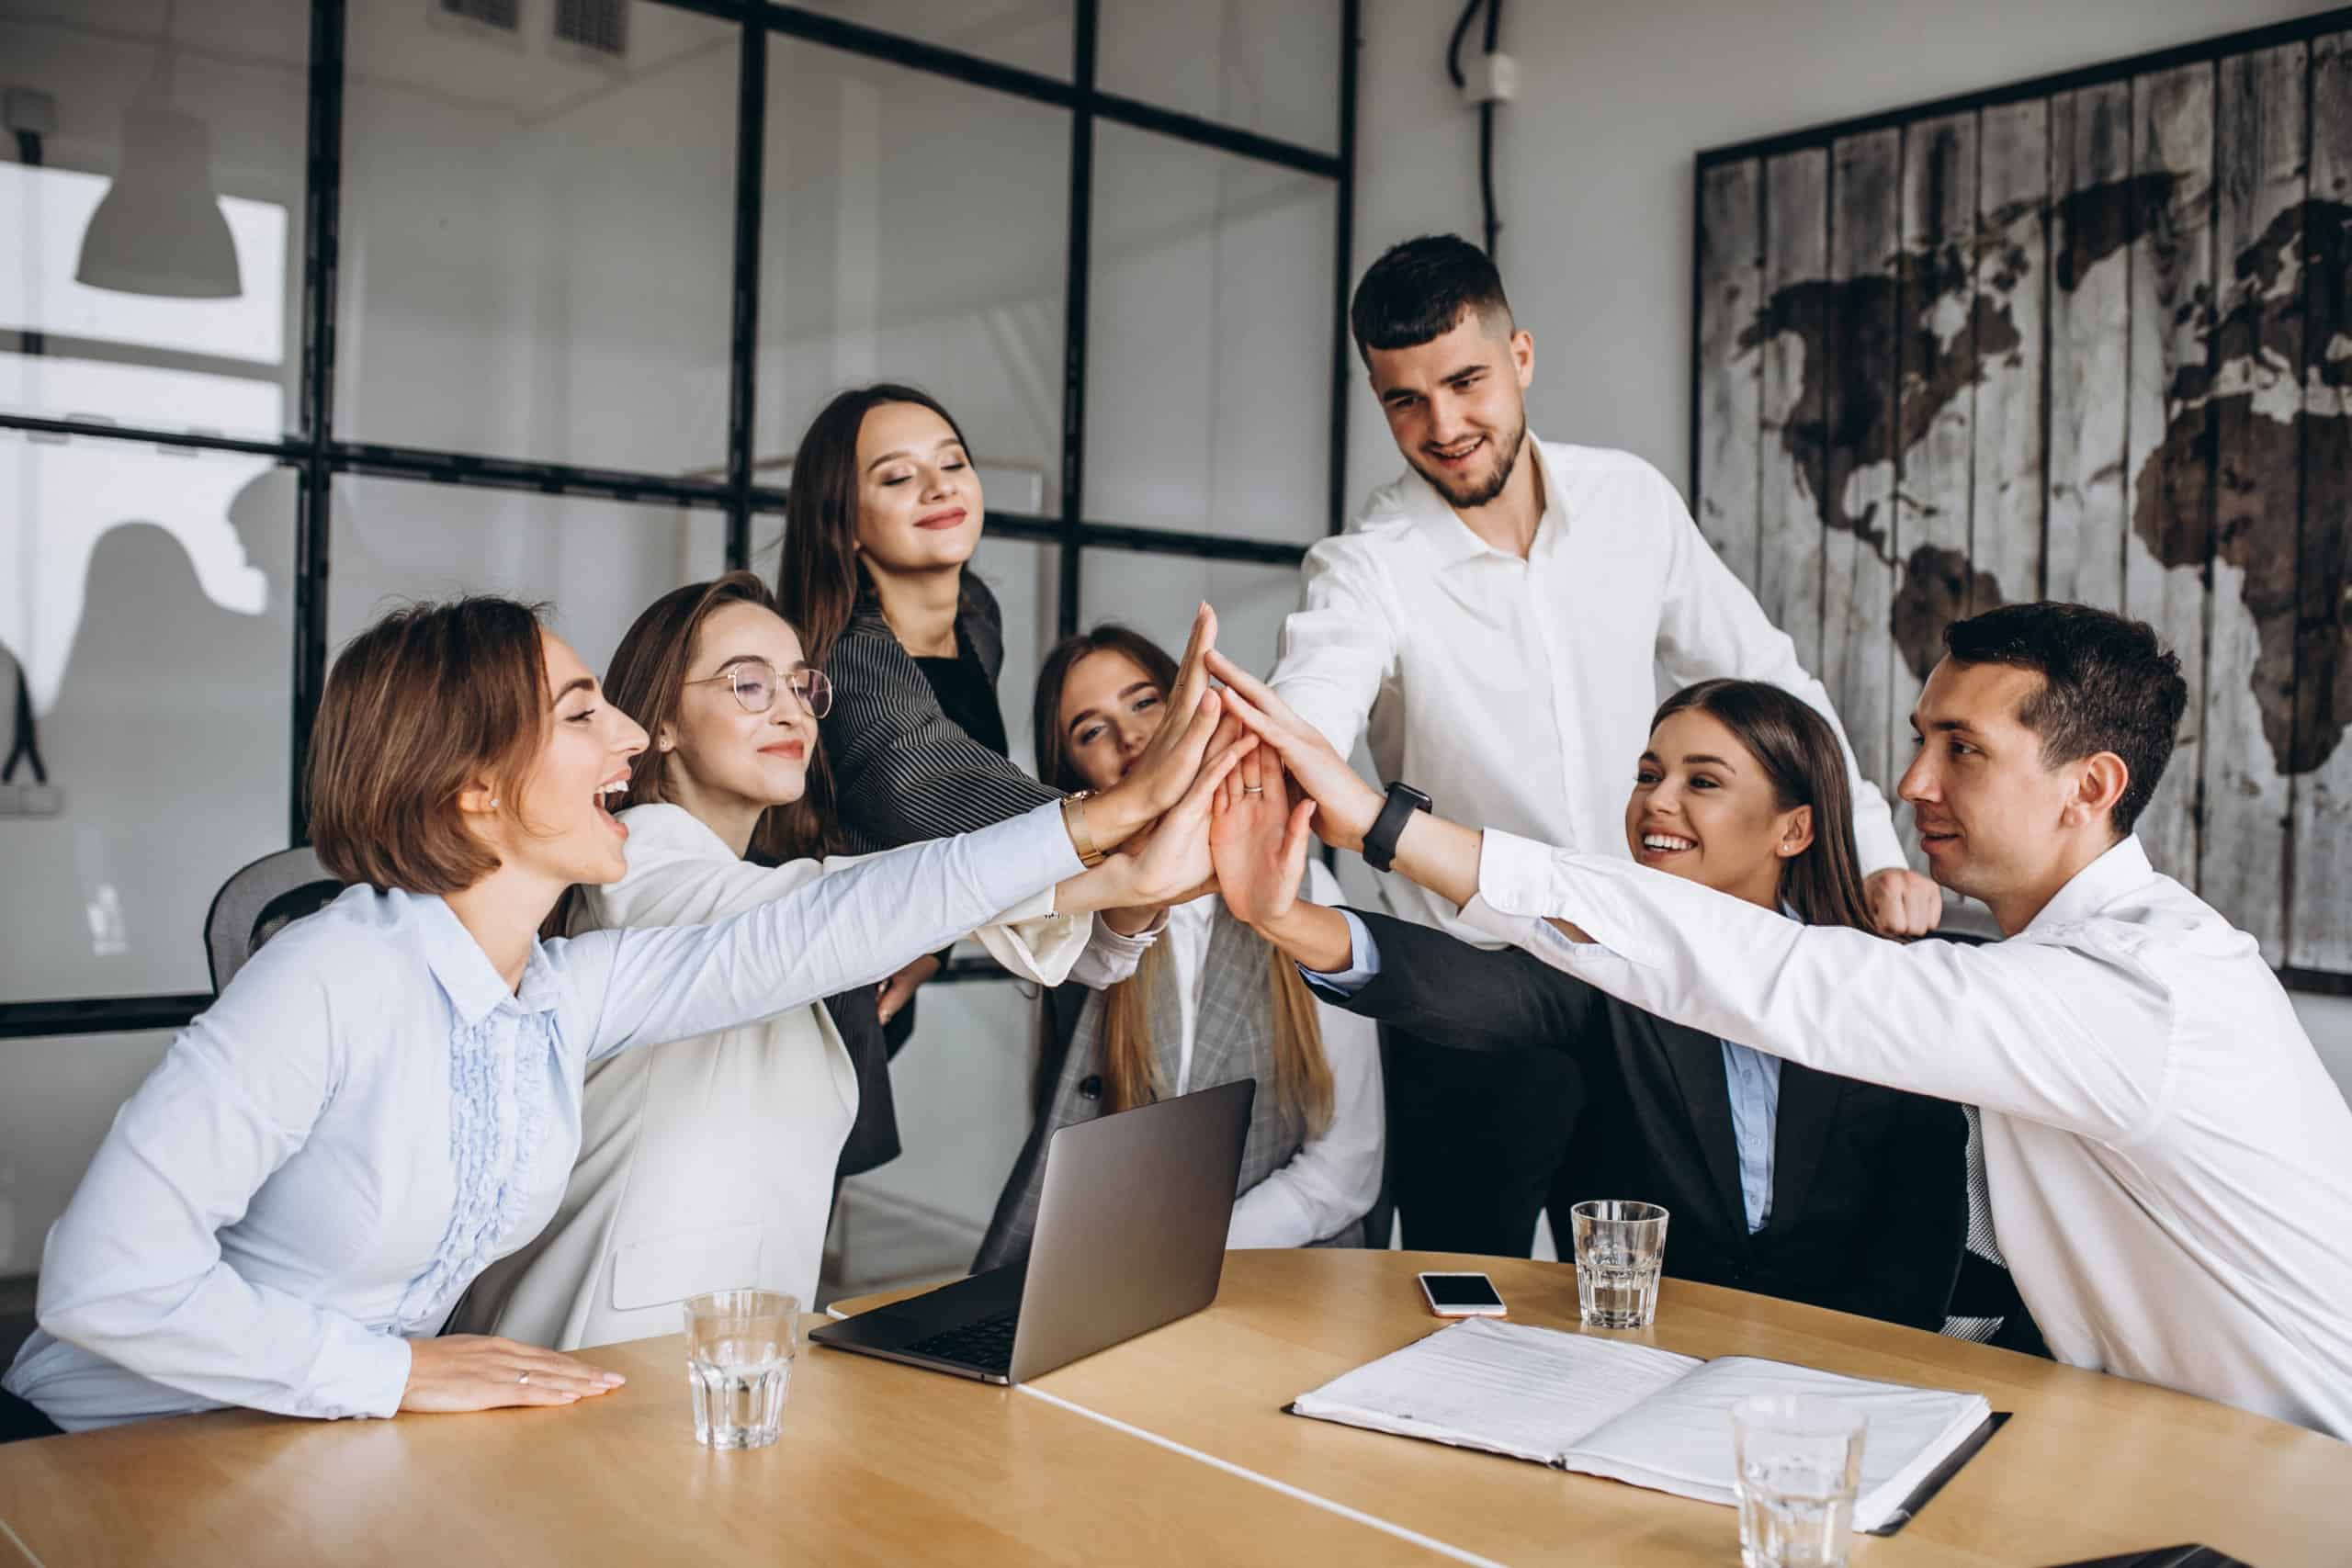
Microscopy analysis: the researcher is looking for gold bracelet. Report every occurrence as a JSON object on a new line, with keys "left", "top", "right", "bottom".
{"left": 1061, "top": 790, "right": 1106, "bottom": 868}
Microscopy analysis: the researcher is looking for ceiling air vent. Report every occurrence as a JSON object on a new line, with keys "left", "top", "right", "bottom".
{"left": 438, "top": 0, "right": 521, "bottom": 30}
{"left": 553, "top": 0, "right": 628, "bottom": 61}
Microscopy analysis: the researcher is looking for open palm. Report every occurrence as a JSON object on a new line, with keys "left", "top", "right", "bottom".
{"left": 1210, "top": 741, "right": 1313, "bottom": 927}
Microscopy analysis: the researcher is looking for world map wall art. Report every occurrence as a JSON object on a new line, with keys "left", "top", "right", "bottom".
{"left": 1690, "top": 13, "right": 2352, "bottom": 984}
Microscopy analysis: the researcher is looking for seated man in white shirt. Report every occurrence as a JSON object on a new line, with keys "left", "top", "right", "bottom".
{"left": 1204, "top": 603, "right": 2352, "bottom": 1439}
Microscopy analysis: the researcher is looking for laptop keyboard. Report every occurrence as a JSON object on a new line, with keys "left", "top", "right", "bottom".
{"left": 903, "top": 1309, "right": 1022, "bottom": 1374}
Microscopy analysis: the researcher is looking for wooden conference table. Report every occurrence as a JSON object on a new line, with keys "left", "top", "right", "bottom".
{"left": 1, "top": 1250, "right": 2345, "bottom": 1567}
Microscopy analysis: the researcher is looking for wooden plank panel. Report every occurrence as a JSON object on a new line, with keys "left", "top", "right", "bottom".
{"left": 2290, "top": 31, "right": 2352, "bottom": 971}
{"left": 2123, "top": 63, "right": 2217, "bottom": 886}
{"left": 1892, "top": 112, "right": 1981, "bottom": 867}
{"left": 1972, "top": 98, "right": 2051, "bottom": 614}
{"left": 1756, "top": 148, "right": 1830, "bottom": 671}
{"left": 1697, "top": 159, "right": 1765, "bottom": 589}
{"left": 2046, "top": 81, "right": 2133, "bottom": 610}
{"left": 1822, "top": 129, "right": 1901, "bottom": 794}
{"left": 2204, "top": 41, "right": 2307, "bottom": 964}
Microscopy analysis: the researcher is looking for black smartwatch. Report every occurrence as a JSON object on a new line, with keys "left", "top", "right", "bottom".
{"left": 1362, "top": 782, "right": 1432, "bottom": 873}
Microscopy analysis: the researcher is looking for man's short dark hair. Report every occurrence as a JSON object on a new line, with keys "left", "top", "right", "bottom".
{"left": 1941, "top": 602, "right": 2188, "bottom": 838}
{"left": 1350, "top": 234, "right": 1513, "bottom": 363}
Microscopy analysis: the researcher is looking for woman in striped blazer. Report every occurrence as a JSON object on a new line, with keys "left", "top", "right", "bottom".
{"left": 776, "top": 384, "right": 1197, "bottom": 1173}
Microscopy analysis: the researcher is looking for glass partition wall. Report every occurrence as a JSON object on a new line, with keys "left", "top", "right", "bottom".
{"left": 1, "top": 0, "right": 1356, "bottom": 1285}
{"left": 0, "top": 0, "right": 1357, "bottom": 1034}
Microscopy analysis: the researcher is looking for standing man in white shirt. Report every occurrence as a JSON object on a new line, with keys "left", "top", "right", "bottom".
{"left": 1210, "top": 604, "right": 2352, "bottom": 1438}
{"left": 1271, "top": 234, "right": 1941, "bottom": 1256}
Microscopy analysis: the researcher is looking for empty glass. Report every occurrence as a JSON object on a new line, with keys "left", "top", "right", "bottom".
{"left": 683, "top": 1289, "right": 798, "bottom": 1450}
{"left": 1568, "top": 1199, "right": 1669, "bottom": 1328}
{"left": 1732, "top": 1395, "right": 1868, "bottom": 1568}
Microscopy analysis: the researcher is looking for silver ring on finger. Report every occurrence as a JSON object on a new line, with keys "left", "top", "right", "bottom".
{"left": 517, "top": 1371, "right": 531, "bottom": 1385}
{"left": 1241, "top": 785, "right": 1264, "bottom": 794}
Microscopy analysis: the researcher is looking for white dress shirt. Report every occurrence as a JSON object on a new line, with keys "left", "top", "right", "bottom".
{"left": 4, "top": 804, "right": 1080, "bottom": 1431}
{"left": 1085, "top": 863, "right": 1385, "bottom": 1248}
{"left": 1464, "top": 831, "right": 2352, "bottom": 1438}
{"left": 1271, "top": 438, "right": 1904, "bottom": 945}
{"left": 456, "top": 803, "right": 1135, "bottom": 1349}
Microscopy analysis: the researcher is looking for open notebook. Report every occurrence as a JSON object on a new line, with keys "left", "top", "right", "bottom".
{"left": 1290, "top": 1318, "right": 1996, "bottom": 1534}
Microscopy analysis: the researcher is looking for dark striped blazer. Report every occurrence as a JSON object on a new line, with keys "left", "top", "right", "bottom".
{"left": 818, "top": 572, "right": 1062, "bottom": 1176}
{"left": 821, "top": 573, "right": 1061, "bottom": 856}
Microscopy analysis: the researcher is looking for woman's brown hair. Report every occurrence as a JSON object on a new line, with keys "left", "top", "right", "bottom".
{"left": 775, "top": 382, "right": 973, "bottom": 671}
{"left": 1033, "top": 625, "right": 1333, "bottom": 1134}
{"left": 307, "top": 595, "right": 551, "bottom": 895}
{"left": 547, "top": 572, "right": 837, "bottom": 935}
{"left": 1649, "top": 679, "right": 1881, "bottom": 934}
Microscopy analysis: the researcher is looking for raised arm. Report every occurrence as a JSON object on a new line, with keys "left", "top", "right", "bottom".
{"left": 1461, "top": 829, "right": 2171, "bottom": 1140}
{"left": 1333, "top": 908, "right": 1601, "bottom": 1057}
{"left": 1267, "top": 539, "right": 1396, "bottom": 759}
{"left": 578, "top": 723, "right": 1250, "bottom": 1060}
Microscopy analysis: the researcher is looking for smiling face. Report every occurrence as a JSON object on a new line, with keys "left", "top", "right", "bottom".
{"left": 853, "top": 400, "right": 984, "bottom": 575}
{"left": 1623, "top": 706, "right": 1811, "bottom": 910}
{"left": 1899, "top": 657, "right": 2107, "bottom": 919}
{"left": 1365, "top": 307, "right": 1534, "bottom": 511}
{"left": 489, "top": 631, "right": 649, "bottom": 889}
{"left": 1057, "top": 648, "right": 1168, "bottom": 794}
{"left": 657, "top": 599, "right": 820, "bottom": 821}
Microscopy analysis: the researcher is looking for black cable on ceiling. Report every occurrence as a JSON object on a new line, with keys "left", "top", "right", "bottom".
{"left": 1444, "top": 0, "right": 1505, "bottom": 263}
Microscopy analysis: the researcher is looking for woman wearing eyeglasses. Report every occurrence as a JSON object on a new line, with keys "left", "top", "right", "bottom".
{"left": 453, "top": 574, "right": 1199, "bottom": 1349}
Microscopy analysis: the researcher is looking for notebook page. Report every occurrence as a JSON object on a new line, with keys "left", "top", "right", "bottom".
{"left": 1290, "top": 1318, "right": 1702, "bottom": 1465}
{"left": 1560, "top": 1354, "right": 1990, "bottom": 1529}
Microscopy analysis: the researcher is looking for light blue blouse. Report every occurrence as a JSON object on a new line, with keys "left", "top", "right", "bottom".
{"left": 4, "top": 804, "right": 1078, "bottom": 1432}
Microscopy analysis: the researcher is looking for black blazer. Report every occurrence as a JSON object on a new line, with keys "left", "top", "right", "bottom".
{"left": 821, "top": 573, "right": 1060, "bottom": 856}
{"left": 818, "top": 572, "right": 1060, "bottom": 1176}
{"left": 1343, "top": 909, "right": 1968, "bottom": 1330}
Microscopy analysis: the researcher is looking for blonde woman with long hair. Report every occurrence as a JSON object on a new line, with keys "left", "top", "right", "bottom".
{"left": 975, "top": 626, "right": 1383, "bottom": 1268}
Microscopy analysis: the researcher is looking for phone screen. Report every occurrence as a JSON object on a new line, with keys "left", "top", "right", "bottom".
{"left": 1420, "top": 1272, "right": 1504, "bottom": 1310}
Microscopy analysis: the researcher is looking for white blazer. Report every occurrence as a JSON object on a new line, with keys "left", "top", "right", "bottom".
{"left": 454, "top": 803, "right": 1102, "bottom": 1349}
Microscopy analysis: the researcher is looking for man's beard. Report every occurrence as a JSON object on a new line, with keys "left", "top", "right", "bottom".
{"left": 1413, "top": 416, "right": 1527, "bottom": 511}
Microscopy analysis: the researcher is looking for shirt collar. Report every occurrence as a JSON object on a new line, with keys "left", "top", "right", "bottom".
{"left": 2021, "top": 834, "right": 2153, "bottom": 937}
{"left": 1401, "top": 431, "right": 1558, "bottom": 569}
{"left": 408, "top": 890, "right": 561, "bottom": 1027}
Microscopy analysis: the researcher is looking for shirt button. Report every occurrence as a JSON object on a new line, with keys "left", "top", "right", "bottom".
{"left": 1079, "top": 1075, "right": 1103, "bottom": 1100}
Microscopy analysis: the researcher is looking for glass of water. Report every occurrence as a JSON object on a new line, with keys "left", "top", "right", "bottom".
{"left": 1568, "top": 1199, "right": 1669, "bottom": 1328}
{"left": 1731, "top": 1394, "right": 1867, "bottom": 1568}
{"left": 683, "top": 1288, "right": 798, "bottom": 1450}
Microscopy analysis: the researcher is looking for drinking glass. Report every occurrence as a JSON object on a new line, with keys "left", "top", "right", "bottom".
{"left": 1731, "top": 1394, "right": 1868, "bottom": 1568}
{"left": 1567, "top": 1199, "right": 1669, "bottom": 1328}
{"left": 683, "top": 1288, "right": 798, "bottom": 1450}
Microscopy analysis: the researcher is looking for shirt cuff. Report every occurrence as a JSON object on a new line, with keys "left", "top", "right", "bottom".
{"left": 1298, "top": 908, "right": 1379, "bottom": 998}
{"left": 316, "top": 1326, "right": 413, "bottom": 1421}
{"left": 1465, "top": 828, "right": 1662, "bottom": 969}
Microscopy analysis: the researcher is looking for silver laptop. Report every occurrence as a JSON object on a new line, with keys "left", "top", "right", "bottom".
{"left": 810, "top": 1078, "right": 1254, "bottom": 1384}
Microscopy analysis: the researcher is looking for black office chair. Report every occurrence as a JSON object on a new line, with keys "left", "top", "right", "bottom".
{"left": 204, "top": 846, "right": 344, "bottom": 992}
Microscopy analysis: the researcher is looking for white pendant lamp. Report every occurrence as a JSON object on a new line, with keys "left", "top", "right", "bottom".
{"left": 74, "top": 2, "right": 243, "bottom": 300}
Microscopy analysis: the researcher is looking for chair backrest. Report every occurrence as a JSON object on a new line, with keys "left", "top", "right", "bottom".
{"left": 205, "top": 846, "right": 344, "bottom": 992}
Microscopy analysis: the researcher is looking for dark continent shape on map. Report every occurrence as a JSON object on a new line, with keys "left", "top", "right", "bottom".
{"left": 2130, "top": 198, "right": 2350, "bottom": 778}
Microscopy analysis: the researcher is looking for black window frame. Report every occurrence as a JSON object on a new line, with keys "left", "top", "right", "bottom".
{"left": 0, "top": 0, "right": 1363, "bottom": 1038}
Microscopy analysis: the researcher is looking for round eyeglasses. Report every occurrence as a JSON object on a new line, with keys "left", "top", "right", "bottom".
{"left": 683, "top": 660, "right": 833, "bottom": 719}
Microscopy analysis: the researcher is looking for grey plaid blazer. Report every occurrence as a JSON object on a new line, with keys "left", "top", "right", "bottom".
{"left": 974, "top": 903, "right": 1367, "bottom": 1272}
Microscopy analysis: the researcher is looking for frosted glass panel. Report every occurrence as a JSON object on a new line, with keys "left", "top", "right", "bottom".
{"left": 1099, "top": 0, "right": 1341, "bottom": 152}
{"left": 758, "top": 39, "right": 1069, "bottom": 518}
{"left": 328, "top": 477, "right": 716, "bottom": 682}
{"left": 1087, "top": 123, "right": 1334, "bottom": 543}
{"left": 336, "top": 2, "right": 738, "bottom": 476}
{"left": 0, "top": 455, "right": 294, "bottom": 1001}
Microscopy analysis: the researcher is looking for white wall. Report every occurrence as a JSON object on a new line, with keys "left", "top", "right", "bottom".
{"left": 1347, "top": 0, "right": 2352, "bottom": 1090}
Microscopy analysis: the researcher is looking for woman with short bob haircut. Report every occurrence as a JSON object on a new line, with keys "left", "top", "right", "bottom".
{"left": 1, "top": 593, "right": 1237, "bottom": 1437}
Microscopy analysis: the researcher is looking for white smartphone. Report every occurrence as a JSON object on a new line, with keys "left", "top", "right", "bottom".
{"left": 1418, "top": 1270, "right": 1507, "bottom": 1318}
